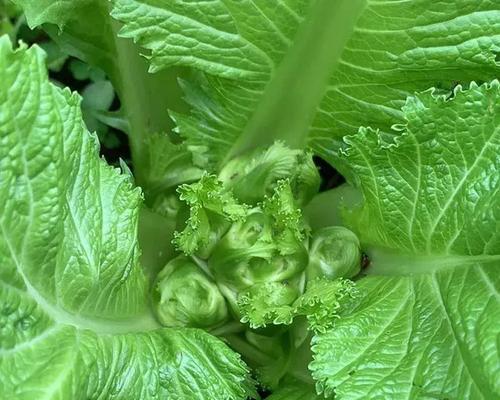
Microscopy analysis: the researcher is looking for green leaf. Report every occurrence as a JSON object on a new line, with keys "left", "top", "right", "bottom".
{"left": 310, "top": 81, "right": 500, "bottom": 399}
{"left": 0, "top": 37, "right": 254, "bottom": 399}
{"left": 0, "top": 39, "right": 147, "bottom": 321}
{"left": 342, "top": 82, "right": 500, "bottom": 257}
{"left": 111, "top": 0, "right": 499, "bottom": 168}
{"left": 311, "top": 268, "right": 499, "bottom": 399}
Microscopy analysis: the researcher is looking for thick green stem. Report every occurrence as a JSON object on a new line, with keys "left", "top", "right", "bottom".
{"left": 304, "top": 183, "right": 362, "bottom": 230}
{"left": 224, "top": 334, "right": 274, "bottom": 367}
{"left": 110, "top": 20, "right": 185, "bottom": 186}
{"left": 138, "top": 207, "right": 177, "bottom": 282}
{"left": 226, "top": 0, "right": 367, "bottom": 161}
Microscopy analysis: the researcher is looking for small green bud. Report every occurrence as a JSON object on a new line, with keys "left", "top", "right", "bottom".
{"left": 218, "top": 142, "right": 320, "bottom": 206}
{"left": 210, "top": 212, "right": 308, "bottom": 290}
{"left": 209, "top": 210, "right": 308, "bottom": 316}
{"left": 154, "top": 256, "right": 228, "bottom": 328}
{"left": 307, "top": 226, "right": 361, "bottom": 280}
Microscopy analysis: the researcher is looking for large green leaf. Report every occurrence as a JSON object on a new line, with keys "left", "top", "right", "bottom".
{"left": 310, "top": 81, "right": 500, "bottom": 398}
{"left": 311, "top": 268, "right": 499, "bottom": 399}
{"left": 340, "top": 83, "right": 500, "bottom": 257}
{"left": 111, "top": 0, "right": 500, "bottom": 168}
{"left": 0, "top": 37, "right": 253, "bottom": 399}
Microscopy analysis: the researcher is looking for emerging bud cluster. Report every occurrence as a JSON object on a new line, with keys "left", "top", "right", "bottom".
{"left": 153, "top": 142, "right": 361, "bottom": 330}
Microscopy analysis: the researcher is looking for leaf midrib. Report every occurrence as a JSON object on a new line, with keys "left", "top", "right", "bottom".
{"left": 225, "top": 0, "right": 367, "bottom": 160}
{"left": 366, "top": 248, "right": 500, "bottom": 276}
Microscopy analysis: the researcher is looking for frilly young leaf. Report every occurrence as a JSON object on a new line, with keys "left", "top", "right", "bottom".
{"left": 0, "top": 37, "right": 254, "bottom": 400}
{"left": 173, "top": 174, "right": 249, "bottom": 255}
{"left": 238, "top": 282, "right": 299, "bottom": 328}
{"left": 239, "top": 278, "right": 358, "bottom": 334}
{"left": 294, "top": 278, "right": 359, "bottom": 334}
{"left": 208, "top": 209, "right": 309, "bottom": 301}
{"left": 208, "top": 180, "right": 309, "bottom": 316}
{"left": 262, "top": 179, "right": 307, "bottom": 255}
{"left": 310, "top": 81, "right": 500, "bottom": 399}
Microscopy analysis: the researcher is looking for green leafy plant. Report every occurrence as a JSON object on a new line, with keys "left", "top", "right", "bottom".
{"left": 1, "top": 0, "right": 499, "bottom": 399}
